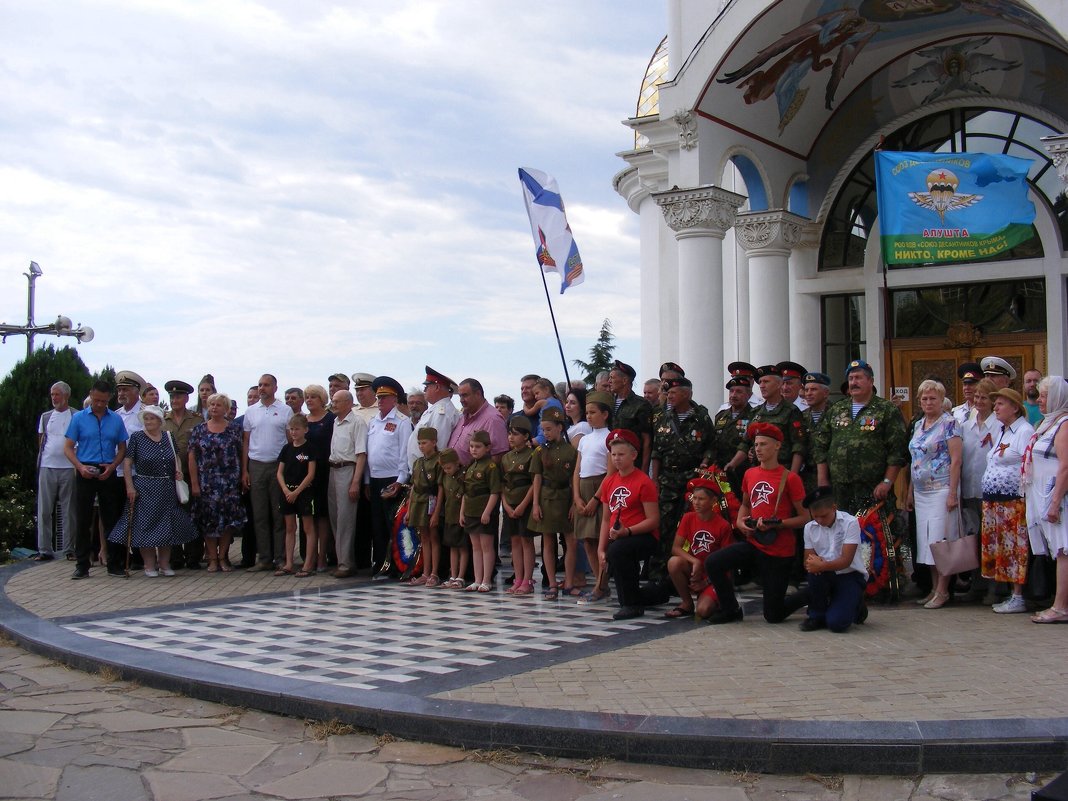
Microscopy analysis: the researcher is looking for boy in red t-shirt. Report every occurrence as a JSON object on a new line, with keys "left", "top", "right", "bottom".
{"left": 597, "top": 429, "right": 659, "bottom": 620}
{"left": 665, "top": 478, "right": 734, "bottom": 619}
{"left": 704, "top": 422, "right": 809, "bottom": 624}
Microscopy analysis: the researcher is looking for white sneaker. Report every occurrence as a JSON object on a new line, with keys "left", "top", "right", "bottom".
{"left": 993, "top": 596, "right": 1027, "bottom": 614}
{"left": 144, "top": 569, "right": 159, "bottom": 578}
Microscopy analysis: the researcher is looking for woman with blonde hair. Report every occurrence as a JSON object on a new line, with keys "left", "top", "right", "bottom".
{"left": 303, "top": 384, "right": 335, "bottom": 572}
{"left": 907, "top": 379, "right": 962, "bottom": 609}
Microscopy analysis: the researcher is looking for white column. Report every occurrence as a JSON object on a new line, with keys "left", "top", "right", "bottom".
{"left": 638, "top": 194, "right": 662, "bottom": 378}
{"left": 736, "top": 210, "right": 805, "bottom": 366}
{"left": 1042, "top": 134, "right": 1068, "bottom": 375}
{"left": 788, "top": 234, "right": 821, "bottom": 372}
{"left": 654, "top": 185, "right": 747, "bottom": 403}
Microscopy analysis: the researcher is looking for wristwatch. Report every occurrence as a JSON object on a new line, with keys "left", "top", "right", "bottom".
{"left": 881, "top": 478, "right": 892, "bottom": 484}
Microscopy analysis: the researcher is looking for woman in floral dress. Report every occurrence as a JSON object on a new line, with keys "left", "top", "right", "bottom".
{"left": 189, "top": 393, "right": 246, "bottom": 572}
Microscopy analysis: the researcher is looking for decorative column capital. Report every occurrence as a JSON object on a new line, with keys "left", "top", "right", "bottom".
{"left": 1042, "top": 133, "right": 1068, "bottom": 187}
{"left": 653, "top": 185, "right": 747, "bottom": 239}
{"left": 672, "top": 109, "right": 698, "bottom": 151}
{"left": 735, "top": 209, "right": 808, "bottom": 255}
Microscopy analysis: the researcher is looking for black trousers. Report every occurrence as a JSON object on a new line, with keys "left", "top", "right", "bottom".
{"left": 704, "top": 540, "right": 803, "bottom": 623}
{"left": 73, "top": 469, "right": 125, "bottom": 572}
{"left": 368, "top": 476, "right": 398, "bottom": 569}
{"left": 607, "top": 533, "right": 658, "bottom": 608}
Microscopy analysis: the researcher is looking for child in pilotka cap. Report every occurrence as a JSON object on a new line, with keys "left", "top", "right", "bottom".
{"left": 460, "top": 430, "right": 501, "bottom": 592}
{"left": 406, "top": 427, "right": 443, "bottom": 587}
{"left": 438, "top": 448, "right": 467, "bottom": 589}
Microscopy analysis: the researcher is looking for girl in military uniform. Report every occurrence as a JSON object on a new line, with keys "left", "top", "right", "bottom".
{"left": 460, "top": 431, "right": 501, "bottom": 592}
{"left": 531, "top": 407, "right": 578, "bottom": 599}
{"left": 406, "top": 428, "right": 444, "bottom": 587}
{"left": 501, "top": 417, "right": 537, "bottom": 595}
{"left": 438, "top": 449, "right": 468, "bottom": 589}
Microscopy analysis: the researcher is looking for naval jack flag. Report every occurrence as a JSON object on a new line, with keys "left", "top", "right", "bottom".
{"left": 518, "top": 168, "right": 584, "bottom": 293}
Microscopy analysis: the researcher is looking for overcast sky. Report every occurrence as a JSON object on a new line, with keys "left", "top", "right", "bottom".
{"left": 0, "top": 1, "right": 662, "bottom": 405}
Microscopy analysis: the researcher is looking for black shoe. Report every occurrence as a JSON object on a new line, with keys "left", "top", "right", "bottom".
{"left": 185, "top": 562, "right": 201, "bottom": 571}
{"left": 170, "top": 561, "right": 185, "bottom": 570}
{"left": 71, "top": 567, "right": 90, "bottom": 580}
{"left": 107, "top": 568, "right": 128, "bottom": 579}
{"left": 855, "top": 602, "right": 869, "bottom": 625}
{"left": 799, "top": 617, "right": 826, "bottom": 632}
{"left": 613, "top": 606, "right": 644, "bottom": 620}
{"left": 706, "top": 607, "right": 743, "bottom": 625}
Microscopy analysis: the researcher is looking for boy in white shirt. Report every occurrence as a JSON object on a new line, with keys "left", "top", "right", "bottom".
{"left": 800, "top": 486, "right": 869, "bottom": 633}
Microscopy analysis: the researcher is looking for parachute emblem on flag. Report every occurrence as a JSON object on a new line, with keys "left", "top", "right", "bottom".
{"left": 907, "top": 169, "right": 983, "bottom": 226}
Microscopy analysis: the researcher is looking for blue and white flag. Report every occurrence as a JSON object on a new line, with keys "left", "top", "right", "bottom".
{"left": 518, "top": 167, "right": 584, "bottom": 293}
{"left": 874, "top": 151, "right": 1035, "bottom": 264}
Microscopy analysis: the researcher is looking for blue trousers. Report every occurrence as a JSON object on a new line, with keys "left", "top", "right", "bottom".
{"left": 806, "top": 570, "right": 866, "bottom": 632}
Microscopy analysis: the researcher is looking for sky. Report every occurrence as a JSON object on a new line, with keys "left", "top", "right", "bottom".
{"left": 0, "top": 0, "right": 663, "bottom": 406}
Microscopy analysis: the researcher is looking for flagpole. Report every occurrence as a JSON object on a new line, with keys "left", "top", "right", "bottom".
{"left": 537, "top": 266, "right": 573, "bottom": 388}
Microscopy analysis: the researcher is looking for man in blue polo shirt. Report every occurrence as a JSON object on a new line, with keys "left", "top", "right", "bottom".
{"left": 64, "top": 380, "right": 128, "bottom": 579}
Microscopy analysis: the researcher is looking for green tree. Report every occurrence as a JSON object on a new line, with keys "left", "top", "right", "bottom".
{"left": 572, "top": 318, "right": 616, "bottom": 388}
{"left": 0, "top": 345, "right": 94, "bottom": 494}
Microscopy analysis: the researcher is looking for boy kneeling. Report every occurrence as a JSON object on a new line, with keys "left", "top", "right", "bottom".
{"left": 800, "top": 486, "right": 868, "bottom": 633}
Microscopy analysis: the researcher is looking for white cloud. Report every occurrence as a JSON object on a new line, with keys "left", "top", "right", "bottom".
{"left": 0, "top": 0, "right": 662, "bottom": 402}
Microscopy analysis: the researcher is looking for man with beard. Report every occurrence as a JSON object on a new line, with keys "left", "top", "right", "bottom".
{"left": 1022, "top": 368, "right": 1043, "bottom": 425}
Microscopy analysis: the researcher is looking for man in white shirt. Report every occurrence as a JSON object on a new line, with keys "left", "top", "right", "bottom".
{"left": 798, "top": 487, "right": 869, "bottom": 633}
{"left": 406, "top": 366, "right": 461, "bottom": 470}
{"left": 327, "top": 390, "right": 368, "bottom": 578}
{"left": 114, "top": 371, "right": 146, "bottom": 479}
{"left": 242, "top": 374, "right": 293, "bottom": 570}
{"left": 35, "top": 381, "right": 76, "bottom": 560}
{"left": 365, "top": 376, "right": 412, "bottom": 574}
{"left": 352, "top": 372, "right": 379, "bottom": 425}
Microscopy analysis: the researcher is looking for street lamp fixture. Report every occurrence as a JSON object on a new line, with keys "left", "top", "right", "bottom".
{"left": 0, "top": 262, "right": 94, "bottom": 357}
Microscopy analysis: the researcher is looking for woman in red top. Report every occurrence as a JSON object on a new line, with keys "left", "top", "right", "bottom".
{"left": 704, "top": 422, "right": 809, "bottom": 624}
{"left": 597, "top": 429, "right": 660, "bottom": 620}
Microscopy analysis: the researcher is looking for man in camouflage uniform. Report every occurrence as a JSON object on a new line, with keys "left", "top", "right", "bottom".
{"left": 713, "top": 370, "right": 755, "bottom": 497}
{"left": 609, "top": 360, "right": 653, "bottom": 472}
{"left": 650, "top": 377, "right": 716, "bottom": 575}
{"left": 798, "top": 371, "right": 832, "bottom": 495}
{"left": 726, "top": 365, "right": 805, "bottom": 475}
{"left": 813, "top": 359, "right": 909, "bottom": 515}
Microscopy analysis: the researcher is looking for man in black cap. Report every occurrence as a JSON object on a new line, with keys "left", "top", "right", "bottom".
{"left": 163, "top": 380, "right": 204, "bottom": 569}
{"left": 777, "top": 361, "right": 808, "bottom": 411}
{"left": 726, "top": 365, "right": 805, "bottom": 475}
{"left": 720, "top": 362, "right": 760, "bottom": 410}
{"left": 650, "top": 376, "right": 716, "bottom": 577}
{"left": 951, "top": 361, "right": 982, "bottom": 425}
{"left": 609, "top": 360, "right": 653, "bottom": 472}
{"left": 365, "top": 376, "right": 412, "bottom": 574}
{"left": 799, "top": 371, "right": 832, "bottom": 495}
{"left": 714, "top": 372, "right": 754, "bottom": 496}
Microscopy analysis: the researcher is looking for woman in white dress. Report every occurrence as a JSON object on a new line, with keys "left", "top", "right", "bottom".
{"left": 1024, "top": 376, "right": 1068, "bottom": 623}
{"left": 906, "top": 379, "right": 962, "bottom": 609}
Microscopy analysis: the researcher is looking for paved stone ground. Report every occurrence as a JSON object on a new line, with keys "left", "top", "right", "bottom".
{"left": 0, "top": 639, "right": 1056, "bottom": 801}
{"left": 10, "top": 556, "right": 1068, "bottom": 723}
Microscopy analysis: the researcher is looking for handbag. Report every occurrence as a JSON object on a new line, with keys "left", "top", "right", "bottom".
{"left": 166, "top": 431, "right": 191, "bottom": 504}
{"left": 929, "top": 509, "right": 978, "bottom": 574}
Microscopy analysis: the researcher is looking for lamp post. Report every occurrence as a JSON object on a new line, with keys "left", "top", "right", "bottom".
{"left": 0, "top": 262, "right": 94, "bottom": 357}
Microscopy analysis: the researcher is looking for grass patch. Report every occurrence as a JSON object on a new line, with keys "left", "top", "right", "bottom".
{"left": 307, "top": 718, "right": 355, "bottom": 741}
{"left": 805, "top": 773, "right": 844, "bottom": 791}
{"left": 97, "top": 665, "right": 122, "bottom": 683}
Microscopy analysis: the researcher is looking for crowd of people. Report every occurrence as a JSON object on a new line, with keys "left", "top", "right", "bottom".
{"left": 32, "top": 354, "right": 1068, "bottom": 626}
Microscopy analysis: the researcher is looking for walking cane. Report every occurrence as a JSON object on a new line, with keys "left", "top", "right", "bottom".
{"left": 124, "top": 498, "right": 134, "bottom": 578}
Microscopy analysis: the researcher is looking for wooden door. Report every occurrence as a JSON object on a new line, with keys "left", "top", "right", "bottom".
{"left": 885, "top": 326, "right": 1046, "bottom": 422}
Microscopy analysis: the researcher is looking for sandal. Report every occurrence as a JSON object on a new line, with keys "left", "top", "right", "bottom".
{"left": 408, "top": 575, "right": 427, "bottom": 586}
{"left": 274, "top": 568, "right": 293, "bottom": 577}
{"left": 477, "top": 582, "right": 492, "bottom": 593}
{"left": 1032, "top": 607, "right": 1068, "bottom": 624}
{"left": 30, "top": 553, "right": 55, "bottom": 562}
{"left": 564, "top": 586, "right": 587, "bottom": 597}
{"left": 663, "top": 605, "right": 695, "bottom": 619}
{"left": 543, "top": 587, "right": 559, "bottom": 600}
{"left": 513, "top": 581, "right": 533, "bottom": 595}
{"left": 294, "top": 570, "right": 313, "bottom": 578}
{"left": 464, "top": 582, "right": 481, "bottom": 592}
{"left": 923, "top": 591, "right": 950, "bottom": 609}
{"left": 220, "top": 560, "right": 233, "bottom": 573}
{"left": 206, "top": 560, "right": 219, "bottom": 573}
{"left": 425, "top": 575, "right": 441, "bottom": 588}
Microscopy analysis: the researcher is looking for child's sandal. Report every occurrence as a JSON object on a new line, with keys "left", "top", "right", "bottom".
{"left": 543, "top": 587, "right": 558, "bottom": 600}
